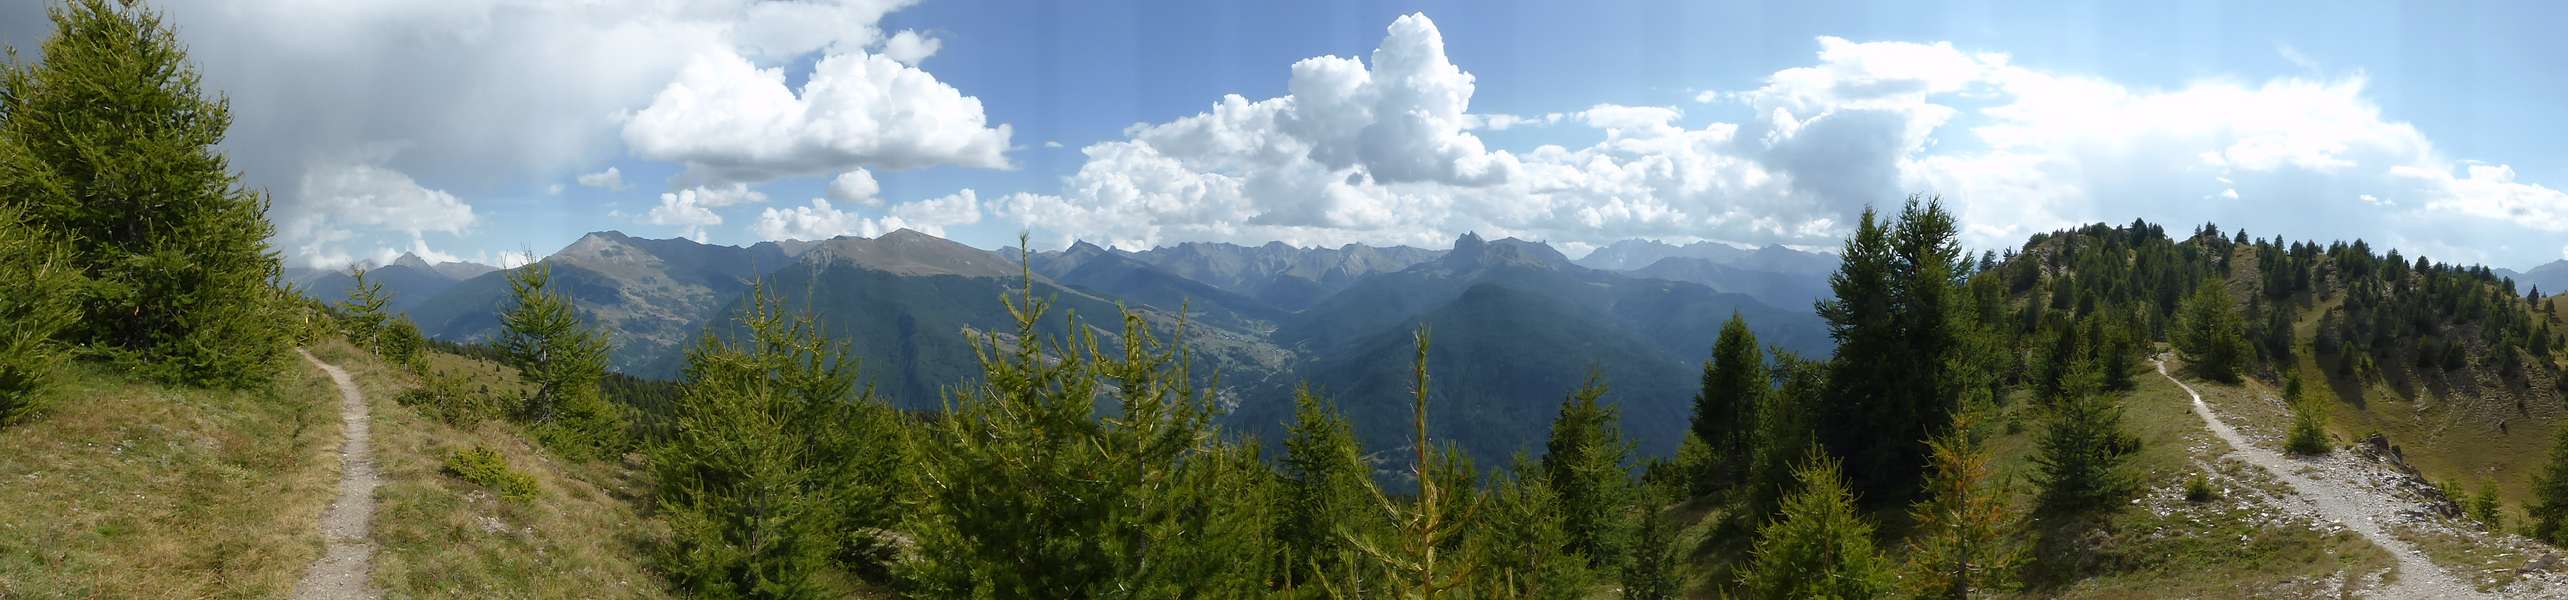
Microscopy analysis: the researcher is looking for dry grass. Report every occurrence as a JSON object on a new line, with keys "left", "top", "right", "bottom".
{"left": 0, "top": 359, "right": 341, "bottom": 599}
{"left": 309, "top": 341, "right": 674, "bottom": 599}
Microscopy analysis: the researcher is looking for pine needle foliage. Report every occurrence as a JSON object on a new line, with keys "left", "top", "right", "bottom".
{"left": 1902, "top": 412, "right": 2019, "bottom": 599}
{"left": 2530, "top": 424, "right": 2568, "bottom": 545}
{"left": 1692, "top": 312, "right": 1766, "bottom": 493}
{"left": 649, "top": 285, "right": 908, "bottom": 596}
{"left": 1618, "top": 484, "right": 1681, "bottom": 600}
{"left": 1470, "top": 456, "right": 1593, "bottom": 599}
{"left": 1543, "top": 372, "right": 1634, "bottom": 570}
{"left": 903, "top": 249, "right": 1272, "bottom": 597}
{"left": 498, "top": 262, "right": 626, "bottom": 458}
{"left": 341, "top": 266, "right": 390, "bottom": 345}
{"left": 0, "top": 0, "right": 287, "bottom": 389}
{"left": 0, "top": 206, "right": 80, "bottom": 424}
{"left": 2174, "top": 281, "right": 2253, "bottom": 382}
{"left": 1738, "top": 451, "right": 1896, "bottom": 600}
{"left": 2033, "top": 360, "right": 2139, "bottom": 515}
{"left": 1325, "top": 327, "right": 1484, "bottom": 599}
{"left": 1277, "top": 386, "right": 1377, "bottom": 589}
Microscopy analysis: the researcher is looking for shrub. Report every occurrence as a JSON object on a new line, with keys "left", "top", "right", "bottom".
{"left": 396, "top": 372, "right": 501, "bottom": 426}
{"left": 2472, "top": 483, "right": 2505, "bottom": 532}
{"left": 2184, "top": 473, "right": 2218, "bottom": 503}
{"left": 444, "top": 446, "right": 538, "bottom": 502}
{"left": 2285, "top": 401, "right": 2330, "bottom": 456}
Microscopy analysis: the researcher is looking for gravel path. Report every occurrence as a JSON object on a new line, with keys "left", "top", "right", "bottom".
{"left": 290, "top": 350, "right": 383, "bottom": 600}
{"left": 2155, "top": 358, "right": 2488, "bottom": 599}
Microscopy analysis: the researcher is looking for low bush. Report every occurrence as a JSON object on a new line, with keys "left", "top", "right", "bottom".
{"left": 443, "top": 445, "right": 538, "bottom": 502}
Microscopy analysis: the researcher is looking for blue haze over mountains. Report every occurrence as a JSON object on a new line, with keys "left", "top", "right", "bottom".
{"left": 292, "top": 228, "right": 1843, "bottom": 463}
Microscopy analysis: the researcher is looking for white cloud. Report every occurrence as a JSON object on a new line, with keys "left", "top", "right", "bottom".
{"left": 1043, "top": 140, "right": 1065, "bottom": 149}
{"left": 576, "top": 166, "right": 629, "bottom": 191}
{"left": 0, "top": 0, "right": 989, "bottom": 264}
{"left": 1001, "top": 15, "right": 2568, "bottom": 268}
{"left": 546, "top": 184, "right": 565, "bottom": 195}
{"left": 622, "top": 45, "right": 1013, "bottom": 184}
{"left": 881, "top": 30, "right": 941, "bottom": 65}
{"left": 827, "top": 169, "right": 883, "bottom": 206}
{"left": 646, "top": 189, "right": 725, "bottom": 242}
{"left": 753, "top": 188, "right": 984, "bottom": 241}
{"left": 669, "top": 183, "right": 771, "bottom": 208}
{"left": 285, "top": 162, "right": 479, "bottom": 267}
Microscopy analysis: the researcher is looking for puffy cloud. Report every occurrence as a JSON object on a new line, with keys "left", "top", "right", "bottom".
{"left": 622, "top": 46, "right": 1013, "bottom": 184}
{"left": 646, "top": 189, "right": 725, "bottom": 242}
{"left": 753, "top": 188, "right": 985, "bottom": 241}
{"left": 576, "top": 166, "right": 629, "bottom": 191}
{"left": 881, "top": 30, "right": 941, "bottom": 65}
{"left": 0, "top": 0, "right": 999, "bottom": 265}
{"left": 670, "top": 183, "right": 771, "bottom": 208}
{"left": 1009, "top": 14, "right": 2568, "bottom": 268}
{"left": 285, "top": 162, "right": 478, "bottom": 267}
{"left": 827, "top": 169, "right": 883, "bottom": 206}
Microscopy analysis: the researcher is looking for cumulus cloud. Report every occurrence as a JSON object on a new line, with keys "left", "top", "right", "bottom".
{"left": 646, "top": 190, "right": 725, "bottom": 242}
{"left": 1003, "top": 14, "right": 2568, "bottom": 268}
{"left": 576, "top": 166, "right": 629, "bottom": 191}
{"left": 753, "top": 188, "right": 985, "bottom": 241}
{"left": 881, "top": 30, "right": 941, "bottom": 65}
{"left": 827, "top": 169, "right": 883, "bottom": 206}
{"left": 622, "top": 45, "right": 1013, "bottom": 184}
{"left": 285, "top": 162, "right": 478, "bottom": 266}
{"left": 0, "top": 0, "right": 1007, "bottom": 266}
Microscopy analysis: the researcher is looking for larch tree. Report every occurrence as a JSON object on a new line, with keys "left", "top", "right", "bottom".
{"left": 1902, "top": 412, "right": 2018, "bottom": 599}
{"left": 1692, "top": 312, "right": 1766, "bottom": 493}
{"left": 2175, "top": 279, "right": 2253, "bottom": 382}
{"left": 1737, "top": 451, "right": 1896, "bottom": 600}
{"left": 1277, "top": 386, "right": 1375, "bottom": 589}
{"left": 340, "top": 266, "right": 390, "bottom": 345}
{"left": 497, "top": 262, "right": 625, "bottom": 457}
{"left": 2529, "top": 424, "right": 2568, "bottom": 545}
{"left": 2033, "top": 360, "right": 2138, "bottom": 514}
{"left": 0, "top": 206, "right": 81, "bottom": 424}
{"left": 903, "top": 255, "right": 1273, "bottom": 597}
{"left": 1543, "top": 372, "right": 1634, "bottom": 571}
{"left": 0, "top": 0, "right": 287, "bottom": 389}
{"left": 650, "top": 285, "right": 908, "bottom": 595}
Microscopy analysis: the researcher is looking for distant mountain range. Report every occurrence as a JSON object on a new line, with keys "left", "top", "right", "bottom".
{"left": 2497, "top": 260, "right": 2568, "bottom": 296}
{"left": 309, "top": 229, "right": 1838, "bottom": 464}
{"left": 287, "top": 253, "right": 502, "bottom": 315}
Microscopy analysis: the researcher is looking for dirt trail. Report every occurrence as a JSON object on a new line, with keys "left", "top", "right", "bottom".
{"left": 290, "top": 349, "right": 383, "bottom": 600}
{"left": 2154, "top": 358, "right": 2486, "bottom": 599}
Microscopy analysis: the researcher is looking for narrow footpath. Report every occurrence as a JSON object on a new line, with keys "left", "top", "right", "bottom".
{"left": 289, "top": 349, "right": 383, "bottom": 600}
{"left": 2155, "top": 358, "right": 2486, "bottom": 599}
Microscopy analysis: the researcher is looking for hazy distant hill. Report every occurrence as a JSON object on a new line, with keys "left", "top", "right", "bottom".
{"left": 1027, "top": 241, "right": 1289, "bottom": 331}
{"left": 2498, "top": 259, "right": 2568, "bottom": 296}
{"left": 297, "top": 253, "right": 483, "bottom": 314}
{"left": 1629, "top": 256, "right": 1832, "bottom": 312}
{"left": 407, "top": 232, "right": 791, "bottom": 372}
{"left": 1121, "top": 241, "right": 1441, "bottom": 311}
{"left": 396, "top": 228, "right": 1830, "bottom": 466}
{"left": 1577, "top": 238, "right": 1839, "bottom": 275}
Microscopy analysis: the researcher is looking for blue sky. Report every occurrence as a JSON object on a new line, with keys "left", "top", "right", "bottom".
{"left": 6, "top": 0, "right": 2567, "bottom": 270}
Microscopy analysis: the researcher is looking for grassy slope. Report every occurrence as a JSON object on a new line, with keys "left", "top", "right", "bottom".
{"left": 305, "top": 340, "right": 673, "bottom": 599}
{"left": 0, "top": 361, "right": 340, "bottom": 598}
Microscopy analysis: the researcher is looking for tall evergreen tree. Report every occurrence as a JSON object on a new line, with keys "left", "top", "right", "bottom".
{"left": 0, "top": 0, "right": 286, "bottom": 389}
{"left": 1277, "top": 386, "right": 1374, "bottom": 589}
{"left": 1737, "top": 452, "right": 1896, "bottom": 600}
{"left": 2033, "top": 361, "right": 2138, "bottom": 514}
{"left": 1817, "top": 196, "right": 1970, "bottom": 502}
{"left": 1743, "top": 349, "right": 1827, "bottom": 524}
{"left": 1328, "top": 327, "right": 1484, "bottom": 599}
{"left": 1543, "top": 373, "right": 1634, "bottom": 571}
{"left": 2529, "top": 423, "right": 2568, "bottom": 546}
{"left": 0, "top": 206, "right": 80, "bottom": 424}
{"left": 1692, "top": 312, "right": 1766, "bottom": 492}
{"left": 2174, "top": 279, "right": 2253, "bottom": 382}
{"left": 1902, "top": 413, "right": 2018, "bottom": 599}
{"left": 498, "top": 262, "right": 625, "bottom": 457}
{"left": 1619, "top": 484, "right": 1681, "bottom": 600}
{"left": 650, "top": 286, "right": 908, "bottom": 595}
{"left": 1471, "top": 456, "right": 1593, "bottom": 599}
{"left": 339, "top": 266, "right": 390, "bottom": 345}
{"left": 904, "top": 258, "right": 1272, "bottom": 597}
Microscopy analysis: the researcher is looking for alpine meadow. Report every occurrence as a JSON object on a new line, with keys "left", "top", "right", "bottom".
{"left": 16, "top": 1, "right": 2568, "bottom": 598}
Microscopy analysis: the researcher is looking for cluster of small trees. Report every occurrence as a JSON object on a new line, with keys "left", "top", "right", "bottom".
{"left": 1, "top": 0, "right": 294, "bottom": 424}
